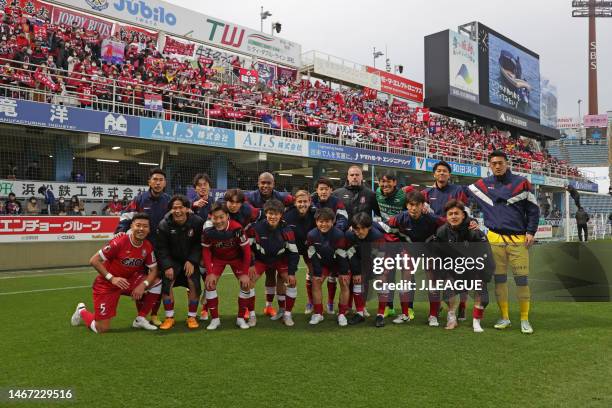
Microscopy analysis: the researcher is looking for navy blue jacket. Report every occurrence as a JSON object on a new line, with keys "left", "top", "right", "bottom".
{"left": 246, "top": 219, "right": 299, "bottom": 275}
{"left": 306, "top": 227, "right": 349, "bottom": 276}
{"left": 245, "top": 190, "right": 294, "bottom": 209}
{"left": 230, "top": 202, "right": 261, "bottom": 228}
{"left": 467, "top": 170, "right": 540, "bottom": 235}
{"left": 311, "top": 194, "right": 349, "bottom": 231}
{"left": 421, "top": 183, "right": 470, "bottom": 217}
{"left": 283, "top": 206, "right": 316, "bottom": 257}
{"left": 383, "top": 211, "right": 445, "bottom": 242}
{"left": 116, "top": 189, "right": 171, "bottom": 245}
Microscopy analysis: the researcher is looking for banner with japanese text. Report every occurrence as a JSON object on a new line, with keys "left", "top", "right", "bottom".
{"left": 0, "top": 179, "right": 147, "bottom": 200}
{"left": 0, "top": 216, "right": 119, "bottom": 242}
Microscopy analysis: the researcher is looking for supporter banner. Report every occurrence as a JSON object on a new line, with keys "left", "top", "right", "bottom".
{"left": 583, "top": 114, "right": 608, "bottom": 128}
{"left": 309, "top": 142, "right": 413, "bottom": 168}
{"left": 51, "top": 5, "right": 113, "bottom": 37}
{"left": 114, "top": 23, "right": 158, "bottom": 43}
{"left": 57, "top": 0, "right": 301, "bottom": 66}
{"left": 238, "top": 68, "right": 258, "bottom": 86}
{"left": 235, "top": 131, "right": 308, "bottom": 157}
{"left": 366, "top": 66, "right": 423, "bottom": 103}
{"left": 163, "top": 36, "right": 195, "bottom": 57}
{"left": 139, "top": 118, "right": 234, "bottom": 149}
{"left": 569, "top": 179, "right": 598, "bottom": 193}
{"left": 556, "top": 117, "right": 580, "bottom": 129}
{"left": 18, "top": 0, "right": 53, "bottom": 20}
{"left": 0, "top": 97, "right": 139, "bottom": 137}
{"left": 144, "top": 93, "right": 163, "bottom": 111}
{"left": 0, "top": 216, "right": 118, "bottom": 243}
{"left": 0, "top": 179, "right": 146, "bottom": 200}
{"left": 257, "top": 62, "right": 276, "bottom": 88}
{"left": 414, "top": 157, "right": 480, "bottom": 177}
{"left": 416, "top": 107, "right": 430, "bottom": 122}
{"left": 447, "top": 30, "right": 479, "bottom": 103}
{"left": 314, "top": 58, "right": 381, "bottom": 90}
{"left": 362, "top": 87, "right": 377, "bottom": 100}
{"left": 277, "top": 66, "right": 297, "bottom": 84}
{"left": 195, "top": 45, "right": 235, "bottom": 69}
{"left": 101, "top": 38, "right": 125, "bottom": 65}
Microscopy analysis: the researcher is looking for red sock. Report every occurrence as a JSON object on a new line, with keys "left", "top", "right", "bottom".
{"left": 338, "top": 303, "right": 348, "bottom": 316}
{"left": 207, "top": 296, "right": 219, "bottom": 319}
{"left": 354, "top": 292, "right": 365, "bottom": 312}
{"left": 473, "top": 307, "right": 484, "bottom": 319}
{"left": 188, "top": 300, "right": 198, "bottom": 315}
{"left": 163, "top": 299, "right": 174, "bottom": 312}
{"left": 314, "top": 303, "right": 323, "bottom": 315}
{"left": 377, "top": 300, "right": 386, "bottom": 315}
{"left": 306, "top": 279, "right": 313, "bottom": 304}
{"left": 80, "top": 308, "right": 95, "bottom": 327}
{"left": 150, "top": 298, "right": 161, "bottom": 315}
{"left": 238, "top": 296, "right": 249, "bottom": 318}
{"left": 138, "top": 292, "right": 160, "bottom": 317}
{"left": 459, "top": 300, "right": 467, "bottom": 311}
{"left": 400, "top": 302, "right": 409, "bottom": 315}
{"left": 327, "top": 280, "right": 337, "bottom": 305}
{"left": 277, "top": 295, "right": 286, "bottom": 309}
{"left": 429, "top": 301, "right": 441, "bottom": 318}
{"left": 265, "top": 286, "right": 275, "bottom": 303}
{"left": 201, "top": 299, "right": 207, "bottom": 312}
{"left": 285, "top": 295, "right": 296, "bottom": 312}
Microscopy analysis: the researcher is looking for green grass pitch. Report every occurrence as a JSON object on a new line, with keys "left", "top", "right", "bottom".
{"left": 1, "top": 264, "right": 611, "bottom": 408}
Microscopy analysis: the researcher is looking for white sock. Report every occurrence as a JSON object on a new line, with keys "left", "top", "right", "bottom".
{"left": 89, "top": 321, "right": 98, "bottom": 333}
{"left": 165, "top": 310, "right": 174, "bottom": 318}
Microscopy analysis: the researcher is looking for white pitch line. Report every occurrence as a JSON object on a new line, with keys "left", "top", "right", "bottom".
{"left": 0, "top": 270, "right": 91, "bottom": 280}
{"left": 0, "top": 285, "right": 90, "bottom": 296}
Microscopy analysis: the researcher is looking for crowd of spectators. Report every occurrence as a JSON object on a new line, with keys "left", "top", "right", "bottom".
{"left": 0, "top": 1, "right": 581, "bottom": 179}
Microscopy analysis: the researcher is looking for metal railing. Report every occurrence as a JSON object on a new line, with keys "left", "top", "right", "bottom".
{"left": 0, "top": 58, "right": 591, "bottom": 182}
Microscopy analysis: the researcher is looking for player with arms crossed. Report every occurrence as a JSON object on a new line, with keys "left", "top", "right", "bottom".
{"left": 201, "top": 202, "right": 252, "bottom": 330}
{"left": 246, "top": 199, "right": 300, "bottom": 327}
{"left": 71, "top": 213, "right": 161, "bottom": 333}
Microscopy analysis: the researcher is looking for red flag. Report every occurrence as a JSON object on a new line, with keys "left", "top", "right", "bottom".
{"left": 363, "top": 87, "right": 378, "bottom": 100}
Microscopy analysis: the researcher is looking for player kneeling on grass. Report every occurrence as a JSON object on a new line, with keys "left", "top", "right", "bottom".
{"left": 71, "top": 213, "right": 161, "bottom": 333}
{"left": 156, "top": 195, "right": 205, "bottom": 330}
{"left": 201, "top": 202, "right": 252, "bottom": 330}
{"left": 246, "top": 199, "right": 300, "bottom": 327}
{"left": 346, "top": 213, "right": 397, "bottom": 325}
{"left": 432, "top": 200, "right": 494, "bottom": 332}
{"left": 306, "top": 208, "right": 350, "bottom": 326}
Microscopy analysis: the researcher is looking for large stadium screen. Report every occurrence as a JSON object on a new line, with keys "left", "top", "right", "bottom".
{"left": 481, "top": 26, "right": 541, "bottom": 121}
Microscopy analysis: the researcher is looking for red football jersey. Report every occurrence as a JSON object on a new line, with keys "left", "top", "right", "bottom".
{"left": 98, "top": 234, "right": 156, "bottom": 279}
{"left": 201, "top": 219, "right": 249, "bottom": 261}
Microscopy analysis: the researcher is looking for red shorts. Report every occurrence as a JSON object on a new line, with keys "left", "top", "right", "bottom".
{"left": 253, "top": 259, "right": 289, "bottom": 277}
{"left": 209, "top": 259, "right": 246, "bottom": 277}
{"left": 92, "top": 274, "right": 146, "bottom": 321}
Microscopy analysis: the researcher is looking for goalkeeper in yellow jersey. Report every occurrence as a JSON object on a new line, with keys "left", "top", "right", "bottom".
{"left": 467, "top": 151, "right": 539, "bottom": 334}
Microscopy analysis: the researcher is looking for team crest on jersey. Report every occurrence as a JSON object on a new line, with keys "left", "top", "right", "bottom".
{"left": 86, "top": 0, "right": 108, "bottom": 11}
{"left": 360, "top": 197, "right": 366, "bottom": 204}
{"left": 142, "top": 249, "right": 147, "bottom": 257}
{"left": 188, "top": 229, "right": 194, "bottom": 237}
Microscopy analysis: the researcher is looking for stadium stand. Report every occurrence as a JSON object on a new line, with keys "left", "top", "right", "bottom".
{"left": 0, "top": 1, "right": 587, "bottom": 186}
{"left": 547, "top": 139, "right": 609, "bottom": 167}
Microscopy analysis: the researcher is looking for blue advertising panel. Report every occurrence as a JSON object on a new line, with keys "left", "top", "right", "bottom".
{"left": 569, "top": 179, "right": 598, "bottom": 193}
{"left": 139, "top": 118, "right": 234, "bottom": 149}
{"left": 413, "top": 157, "right": 480, "bottom": 177}
{"left": 0, "top": 97, "right": 139, "bottom": 136}
{"left": 309, "top": 142, "right": 413, "bottom": 168}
